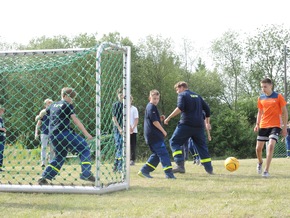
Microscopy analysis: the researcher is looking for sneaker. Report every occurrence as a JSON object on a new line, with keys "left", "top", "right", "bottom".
{"left": 262, "top": 171, "right": 270, "bottom": 178}
{"left": 137, "top": 171, "right": 153, "bottom": 179}
{"left": 130, "top": 160, "right": 135, "bottom": 166}
{"left": 80, "top": 174, "right": 96, "bottom": 182}
{"left": 38, "top": 177, "right": 49, "bottom": 185}
{"left": 165, "top": 173, "right": 176, "bottom": 179}
{"left": 257, "top": 162, "right": 263, "bottom": 174}
{"left": 196, "top": 159, "right": 201, "bottom": 165}
{"left": 0, "top": 168, "right": 5, "bottom": 172}
{"left": 172, "top": 165, "right": 185, "bottom": 174}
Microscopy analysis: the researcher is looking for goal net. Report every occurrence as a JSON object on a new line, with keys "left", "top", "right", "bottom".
{"left": 0, "top": 42, "right": 131, "bottom": 194}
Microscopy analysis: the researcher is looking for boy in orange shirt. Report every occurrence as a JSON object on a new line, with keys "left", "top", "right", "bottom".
{"left": 254, "top": 78, "right": 288, "bottom": 177}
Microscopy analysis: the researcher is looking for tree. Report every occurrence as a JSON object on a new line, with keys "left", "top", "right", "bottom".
{"left": 245, "top": 24, "right": 290, "bottom": 100}
{"left": 211, "top": 30, "right": 244, "bottom": 111}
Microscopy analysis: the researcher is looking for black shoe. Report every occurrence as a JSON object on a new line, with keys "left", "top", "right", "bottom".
{"left": 38, "top": 177, "right": 49, "bottom": 185}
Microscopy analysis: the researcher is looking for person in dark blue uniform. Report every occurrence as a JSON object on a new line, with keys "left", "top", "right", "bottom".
{"left": 38, "top": 87, "right": 95, "bottom": 185}
{"left": 164, "top": 81, "right": 213, "bottom": 174}
{"left": 138, "top": 90, "right": 175, "bottom": 179}
{"left": 112, "top": 89, "right": 124, "bottom": 172}
{"left": 0, "top": 106, "right": 6, "bottom": 172}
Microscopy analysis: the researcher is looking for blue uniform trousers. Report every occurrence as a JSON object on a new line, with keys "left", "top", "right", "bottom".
{"left": 42, "top": 130, "right": 92, "bottom": 180}
{"left": 113, "top": 129, "right": 123, "bottom": 172}
{"left": 170, "top": 124, "right": 213, "bottom": 173}
{"left": 140, "top": 141, "right": 173, "bottom": 175}
{"left": 0, "top": 138, "right": 5, "bottom": 168}
{"left": 286, "top": 135, "right": 290, "bottom": 157}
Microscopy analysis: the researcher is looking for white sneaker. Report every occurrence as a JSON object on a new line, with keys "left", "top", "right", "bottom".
{"left": 262, "top": 171, "right": 270, "bottom": 178}
{"left": 257, "top": 162, "right": 263, "bottom": 174}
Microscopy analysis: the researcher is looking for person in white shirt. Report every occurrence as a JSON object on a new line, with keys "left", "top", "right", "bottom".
{"left": 130, "top": 95, "right": 139, "bottom": 165}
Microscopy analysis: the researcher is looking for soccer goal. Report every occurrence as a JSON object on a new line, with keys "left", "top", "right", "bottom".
{"left": 0, "top": 42, "right": 131, "bottom": 194}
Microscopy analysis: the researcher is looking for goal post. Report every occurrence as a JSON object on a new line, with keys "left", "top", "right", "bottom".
{"left": 0, "top": 42, "right": 131, "bottom": 194}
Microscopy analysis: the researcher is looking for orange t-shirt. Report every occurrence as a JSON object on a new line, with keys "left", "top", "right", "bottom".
{"left": 257, "top": 91, "right": 287, "bottom": 128}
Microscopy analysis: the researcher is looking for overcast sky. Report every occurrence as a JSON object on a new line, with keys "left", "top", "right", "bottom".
{"left": 1, "top": 0, "right": 289, "bottom": 56}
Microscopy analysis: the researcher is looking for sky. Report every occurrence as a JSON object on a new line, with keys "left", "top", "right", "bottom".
{"left": 1, "top": 0, "right": 290, "bottom": 64}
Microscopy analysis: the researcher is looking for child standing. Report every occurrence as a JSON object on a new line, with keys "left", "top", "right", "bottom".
{"left": 0, "top": 106, "right": 6, "bottom": 172}
{"left": 35, "top": 98, "right": 54, "bottom": 167}
{"left": 138, "top": 90, "right": 175, "bottom": 179}
{"left": 130, "top": 95, "right": 139, "bottom": 166}
{"left": 112, "top": 89, "right": 124, "bottom": 172}
{"left": 37, "top": 87, "right": 95, "bottom": 185}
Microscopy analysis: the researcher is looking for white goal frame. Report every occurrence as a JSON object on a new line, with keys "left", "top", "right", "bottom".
{"left": 0, "top": 42, "right": 131, "bottom": 194}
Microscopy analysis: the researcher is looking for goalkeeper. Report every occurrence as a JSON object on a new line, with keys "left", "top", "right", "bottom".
{"left": 38, "top": 87, "right": 95, "bottom": 185}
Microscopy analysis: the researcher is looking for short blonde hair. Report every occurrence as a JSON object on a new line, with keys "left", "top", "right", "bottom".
{"left": 174, "top": 81, "right": 188, "bottom": 89}
{"left": 61, "top": 87, "right": 77, "bottom": 99}
{"left": 149, "top": 89, "right": 160, "bottom": 97}
{"left": 44, "top": 98, "right": 53, "bottom": 105}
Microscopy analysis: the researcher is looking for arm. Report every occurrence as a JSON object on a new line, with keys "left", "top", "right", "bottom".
{"left": 130, "top": 118, "right": 139, "bottom": 134}
{"left": 281, "top": 106, "right": 288, "bottom": 137}
{"left": 35, "top": 109, "right": 47, "bottom": 122}
{"left": 112, "top": 116, "right": 123, "bottom": 134}
{"left": 153, "top": 121, "right": 167, "bottom": 137}
{"left": 254, "top": 109, "right": 263, "bottom": 132}
{"left": 71, "top": 114, "right": 93, "bottom": 140}
{"left": 164, "top": 107, "right": 181, "bottom": 125}
{"left": 35, "top": 120, "right": 41, "bottom": 140}
{"left": 204, "top": 118, "right": 212, "bottom": 141}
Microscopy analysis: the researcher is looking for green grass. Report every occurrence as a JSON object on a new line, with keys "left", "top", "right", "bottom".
{"left": 0, "top": 158, "right": 290, "bottom": 217}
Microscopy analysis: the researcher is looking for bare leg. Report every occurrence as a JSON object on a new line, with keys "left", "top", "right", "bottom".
{"left": 256, "top": 141, "right": 265, "bottom": 164}
{"left": 264, "top": 139, "right": 276, "bottom": 172}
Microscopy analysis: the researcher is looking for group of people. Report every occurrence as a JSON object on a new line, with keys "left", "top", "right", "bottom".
{"left": 137, "top": 81, "right": 214, "bottom": 179}
{"left": 0, "top": 78, "right": 289, "bottom": 183}
{"left": 135, "top": 78, "right": 290, "bottom": 179}
{"left": 36, "top": 87, "right": 96, "bottom": 185}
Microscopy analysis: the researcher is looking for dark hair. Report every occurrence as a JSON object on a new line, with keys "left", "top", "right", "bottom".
{"left": 260, "top": 78, "right": 272, "bottom": 85}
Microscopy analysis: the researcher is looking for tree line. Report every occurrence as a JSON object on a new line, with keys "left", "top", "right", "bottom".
{"left": 0, "top": 24, "right": 289, "bottom": 159}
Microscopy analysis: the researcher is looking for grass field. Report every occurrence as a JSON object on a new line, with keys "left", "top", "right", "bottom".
{"left": 0, "top": 158, "right": 290, "bottom": 218}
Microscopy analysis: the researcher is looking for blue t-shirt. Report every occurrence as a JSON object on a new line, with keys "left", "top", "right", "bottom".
{"left": 112, "top": 101, "right": 123, "bottom": 130}
{"left": 177, "top": 90, "right": 210, "bottom": 127}
{"left": 143, "top": 102, "right": 164, "bottom": 145}
{"left": 47, "top": 100, "right": 74, "bottom": 136}
{"left": 40, "top": 114, "right": 50, "bottom": 135}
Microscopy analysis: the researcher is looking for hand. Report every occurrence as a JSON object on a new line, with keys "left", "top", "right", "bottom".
{"left": 164, "top": 117, "right": 170, "bottom": 125}
{"left": 86, "top": 134, "right": 93, "bottom": 141}
{"left": 163, "top": 130, "right": 167, "bottom": 137}
{"left": 160, "top": 115, "right": 165, "bottom": 122}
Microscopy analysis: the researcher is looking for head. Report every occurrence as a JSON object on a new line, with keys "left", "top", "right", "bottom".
{"left": 130, "top": 95, "right": 133, "bottom": 104}
{"left": 44, "top": 98, "right": 53, "bottom": 108}
{"left": 260, "top": 78, "right": 273, "bottom": 96}
{"left": 61, "top": 87, "right": 77, "bottom": 104}
{"left": 117, "top": 88, "right": 124, "bottom": 101}
{"left": 174, "top": 81, "right": 188, "bottom": 94}
{"left": 149, "top": 89, "right": 160, "bottom": 106}
{"left": 0, "top": 106, "right": 5, "bottom": 116}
